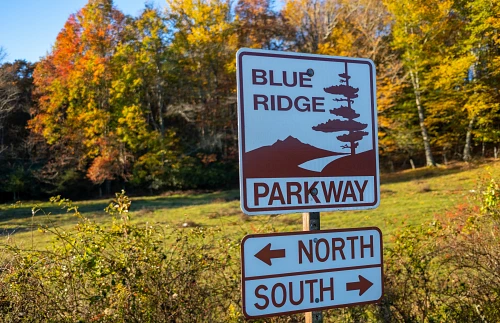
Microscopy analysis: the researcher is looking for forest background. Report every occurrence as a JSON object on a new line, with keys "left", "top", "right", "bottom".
{"left": 1, "top": 0, "right": 499, "bottom": 202}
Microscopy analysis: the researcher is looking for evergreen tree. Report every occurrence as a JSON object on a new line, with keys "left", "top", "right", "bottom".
{"left": 313, "top": 62, "right": 368, "bottom": 155}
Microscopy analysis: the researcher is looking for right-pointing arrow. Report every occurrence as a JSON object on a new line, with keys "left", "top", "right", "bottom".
{"left": 346, "top": 275, "right": 373, "bottom": 296}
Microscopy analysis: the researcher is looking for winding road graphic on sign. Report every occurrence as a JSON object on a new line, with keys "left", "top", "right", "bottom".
{"left": 298, "top": 155, "right": 348, "bottom": 172}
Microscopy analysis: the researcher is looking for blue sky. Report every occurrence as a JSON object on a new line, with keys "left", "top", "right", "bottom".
{"left": 0, "top": 0, "right": 164, "bottom": 63}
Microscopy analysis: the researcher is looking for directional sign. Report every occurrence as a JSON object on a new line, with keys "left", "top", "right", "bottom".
{"left": 236, "top": 49, "right": 379, "bottom": 215}
{"left": 240, "top": 227, "right": 383, "bottom": 319}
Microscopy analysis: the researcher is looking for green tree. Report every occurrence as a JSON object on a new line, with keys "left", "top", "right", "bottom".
{"left": 0, "top": 58, "right": 36, "bottom": 200}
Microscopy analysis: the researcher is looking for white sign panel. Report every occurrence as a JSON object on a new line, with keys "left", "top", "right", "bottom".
{"left": 237, "top": 49, "right": 379, "bottom": 215}
{"left": 240, "top": 227, "right": 383, "bottom": 319}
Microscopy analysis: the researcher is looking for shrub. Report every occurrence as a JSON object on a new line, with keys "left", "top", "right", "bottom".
{"left": 0, "top": 191, "right": 241, "bottom": 322}
{"left": 478, "top": 174, "right": 500, "bottom": 219}
{"left": 329, "top": 173, "right": 500, "bottom": 322}
{"left": 2, "top": 174, "right": 500, "bottom": 322}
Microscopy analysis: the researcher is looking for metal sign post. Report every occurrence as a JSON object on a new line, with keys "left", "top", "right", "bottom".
{"left": 303, "top": 212, "right": 323, "bottom": 323}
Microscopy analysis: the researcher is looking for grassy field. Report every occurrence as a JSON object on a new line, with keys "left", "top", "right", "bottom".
{"left": 1, "top": 160, "right": 499, "bottom": 249}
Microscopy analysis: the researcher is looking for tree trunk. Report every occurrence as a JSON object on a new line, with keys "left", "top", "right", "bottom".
{"left": 157, "top": 77, "right": 165, "bottom": 138}
{"left": 465, "top": 53, "right": 479, "bottom": 162}
{"left": 463, "top": 115, "right": 476, "bottom": 162}
{"left": 105, "top": 179, "right": 111, "bottom": 196}
{"left": 409, "top": 69, "right": 435, "bottom": 167}
{"left": 494, "top": 146, "right": 498, "bottom": 159}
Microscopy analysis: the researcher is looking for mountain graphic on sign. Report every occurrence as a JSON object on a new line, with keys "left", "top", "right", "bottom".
{"left": 244, "top": 136, "right": 377, "bottom": 178}
{"left": 244, "top": 136, "right": 347, "bottom": 178}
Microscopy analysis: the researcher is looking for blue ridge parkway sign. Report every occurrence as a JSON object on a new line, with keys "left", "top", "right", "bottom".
{"left": 236, "top": 49, "right": 379, "bottom": 215}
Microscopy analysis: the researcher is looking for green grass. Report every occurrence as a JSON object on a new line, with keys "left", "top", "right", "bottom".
{"left": 1, "top": 160, "right": 499, "bottom": 249}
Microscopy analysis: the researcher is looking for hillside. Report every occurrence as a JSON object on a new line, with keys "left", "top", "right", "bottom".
{"left": 1, "top": 161, "right": 500, "bottom": 322}
{"left": 1, "top": 160, "right": 499, "bottom": 249}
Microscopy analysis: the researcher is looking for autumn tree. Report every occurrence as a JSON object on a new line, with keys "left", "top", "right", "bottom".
{"left": 29, "top": 0, "right": 243, "bottom": 194}
{"left": 167, "top": 0, "right": 238, "bottom": 159}
{"left": 31, "top": 0, "right": 128, "bottom": 194}
{"left": 334, "top": 0, "right": 406, "bottom": 165}
{"left": 281, "top": 0, "right": 349, "bottom": 54}
{"left": 113, "top": 6, "right": 173, "bottom": 138}
{"left": 412, "top": 0, "right": 500, "bottom": 162}
{"left": 111, "top": 6, "right": 189, "bottom": 190}
{"left": 235, "top": 0, "right": 287, "bottom": 50}
{"left": 383, "top": 0, "right": 456, "bottom": 166}
{"left": 423, "top": 13, "right": 475, "bottom": 162}
{"left": 456, "top": 0, "right": 500, "bottom": 160}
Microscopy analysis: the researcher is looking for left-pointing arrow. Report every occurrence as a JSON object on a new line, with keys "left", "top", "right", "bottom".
{"left": 254, "top": 243, "right": 286, "bottom": 266}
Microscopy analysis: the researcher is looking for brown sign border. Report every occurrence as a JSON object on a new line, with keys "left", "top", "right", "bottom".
{"left": 237, "top": 49, "right": 379, "bottom": 214}
{"left": 240, "top": 227, "right": 384, "bottom": 319}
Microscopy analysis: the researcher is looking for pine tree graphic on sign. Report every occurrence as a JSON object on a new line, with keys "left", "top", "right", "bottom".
{"left": 312, "top": 62, "right": 368, "bottom": 155}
